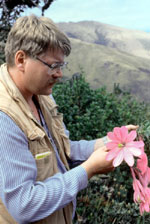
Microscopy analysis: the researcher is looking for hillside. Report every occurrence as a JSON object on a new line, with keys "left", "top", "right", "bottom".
{"left": 57, "top": 21, "right": 150, "bottom": 102}
{"left": 57, "top": 21, "right": 150, "bottom": 59}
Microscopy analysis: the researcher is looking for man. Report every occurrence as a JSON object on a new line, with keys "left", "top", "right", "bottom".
{"left": 0, "top": 15, "right": 114, "bottom": 224}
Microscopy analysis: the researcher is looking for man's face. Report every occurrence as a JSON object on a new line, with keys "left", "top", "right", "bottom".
{"left": 23, "top": 49, "right": 65, "bottom": 96}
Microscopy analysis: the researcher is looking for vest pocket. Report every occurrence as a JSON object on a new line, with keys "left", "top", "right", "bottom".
{"left": 35, "top": 151, "right": 56, "bottom": 181}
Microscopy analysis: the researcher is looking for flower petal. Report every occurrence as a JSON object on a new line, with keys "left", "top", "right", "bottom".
{"left": 113, "top": 126, "right": 128, "bottom": 142}
{"left": 126, "top": 140, "right": 144, "bottom": 148}
{"left": 120, "top": 126, "right": 128, "bottom": 142}
{"left": 106, "top": 147, "right": 120, "bottom": 161}
{"left": 126, "top": 130, "right": 136, "bottom": 142}
{"left": 113, "top": 127, "right": 123, "bottom": 141}
{"left": 107, "top": 132, "right": 116, "bottom": 141}
{"left": 140, "top": 204, "right": 144, "bottom": 215}
{"left": 113, "top": 150, "right": 124, "bottom": 167}
{"left": 106, "top": 141, "right": 118, "bottom": 150}
{"left": 128, "top": 147, "right": 142, "bottom": 157}
{"left": 137, "top": 152, "right": 148, "bottom": 174}
{"left": 124, "top": 148, "right": 134, "bottom": 166}
{"left": 147, "top": 168, "right": 150, "bottom": 181}
{"left": 144, "top": 202, "right": 150, "bottom": 213}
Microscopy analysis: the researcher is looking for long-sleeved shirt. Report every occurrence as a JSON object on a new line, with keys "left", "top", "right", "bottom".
{"left": 0, "top": 110, "right": 95, "bottom": 223}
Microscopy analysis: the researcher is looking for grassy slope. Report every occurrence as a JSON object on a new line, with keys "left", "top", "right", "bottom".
{"left": 63, "top": 38, "right": 150, "bottom": 102}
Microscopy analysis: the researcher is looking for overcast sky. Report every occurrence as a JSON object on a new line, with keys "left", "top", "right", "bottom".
{"left": 24, "top": 0, "right": 150, "bottom": 32}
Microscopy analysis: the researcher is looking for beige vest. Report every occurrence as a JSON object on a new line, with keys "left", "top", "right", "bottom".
{"left": 0, "top": 64, "right": 73, "bottom": 224}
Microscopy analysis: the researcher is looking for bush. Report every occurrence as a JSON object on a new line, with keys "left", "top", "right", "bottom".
{"left": 53, "top": 74, "right": 150, "bottom": 224}
{"left": 74, "top": 174, "right": 150, "bottom": 224}
{"left": 53, "top": 75, "right": 148, "bottom": 140}
{"left": 0, "top": 42, "right": 5, "bottom": 65}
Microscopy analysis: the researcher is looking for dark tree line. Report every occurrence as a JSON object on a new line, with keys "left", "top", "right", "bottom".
{"left": 0, "top": 0, "right": 55, "bottom": 39}
{"left": 1, "top": 0, "right": 55, "bottom": 19}
{"left": 0, "top": 0, "right": 55, "bottom": 63}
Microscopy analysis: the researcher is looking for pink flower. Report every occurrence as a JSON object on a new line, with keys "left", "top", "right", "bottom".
{"left": 136, "top": 147, "right": 150, "bottom": 187}
{"left": 140, "top": 188, "right": 150, "bottom": 215}
{"left": 131, "top": 146, "right": 150, "bottom": 215}
{"left": 131, "top": 167, "right": 150, "bottom": 215}
{"left": 131, "top": 168, "right": 145, "bottom": 203}
{"left": 106, "top": 126, "right": 150, "bottom": 215}
{"left": 137, "top": 145, "right": 149, "bottom": 175}
{"left": 137, "top": 151, "right": 148, "bottom": 175}
{"left": 137, "top": 163, "right": 150, "bottom": 189}
{"left": 106, "top": 126, "right": 144, "bottom": 167}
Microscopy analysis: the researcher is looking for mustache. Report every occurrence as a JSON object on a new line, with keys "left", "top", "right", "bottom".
{"left": 48, "top": 77, "right": 62, "bottom": 84}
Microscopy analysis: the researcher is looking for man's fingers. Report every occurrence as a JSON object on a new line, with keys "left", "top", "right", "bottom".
{"left": 126, "top": 124, "right": 139, "bottom": 131}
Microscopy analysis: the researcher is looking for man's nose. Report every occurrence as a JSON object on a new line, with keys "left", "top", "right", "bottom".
{"left": 52, "top": 69, "right": 63, "bottom": 78}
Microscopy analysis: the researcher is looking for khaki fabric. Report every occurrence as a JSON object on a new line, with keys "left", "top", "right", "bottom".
{"left": 0, "top": 64, "right": 73, "bottom": 224}
{"left": 0, "top": 201, "right": 18, "bottom": 224}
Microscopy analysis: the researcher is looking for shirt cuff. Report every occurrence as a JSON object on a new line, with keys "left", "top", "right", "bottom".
{"left": 68, "top": 165, "right": 88, "bottom": 191}
{"left": 85, "top": 139, "right": 96, "bottom": 158}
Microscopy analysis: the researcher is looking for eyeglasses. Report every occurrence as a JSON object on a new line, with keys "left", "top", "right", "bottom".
{"left": 36, "top": 57, "right": 68, "bottom": 71}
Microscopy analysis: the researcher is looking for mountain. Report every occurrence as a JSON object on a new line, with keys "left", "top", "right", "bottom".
{"left": 57, "top": 21, "right": 150, "bottom": 59}
{"left": 57, "top": 21, "right": 150, "bottom": 102}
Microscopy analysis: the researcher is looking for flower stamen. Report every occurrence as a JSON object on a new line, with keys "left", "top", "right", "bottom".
{"left": 118, "top": 143, "right": 124, "bottom": 148}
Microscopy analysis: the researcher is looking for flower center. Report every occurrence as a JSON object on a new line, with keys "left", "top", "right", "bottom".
{"left": 137, "top": 195, "right": 142, "bottom": 203}
{"left": 118, "top": 143, "right": 125, "bottom": 148}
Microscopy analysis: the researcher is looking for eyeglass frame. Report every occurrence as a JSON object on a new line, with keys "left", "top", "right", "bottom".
{"left": 35, "top": 57, "right": 68, "bottom": 71}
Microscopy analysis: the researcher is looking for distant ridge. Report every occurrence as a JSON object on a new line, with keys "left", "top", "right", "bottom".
{"left": 58, "top": 21, "right": 150, "bottom": 59}
{"left": 57, "top": 21, "right": 150, "bottom": 102}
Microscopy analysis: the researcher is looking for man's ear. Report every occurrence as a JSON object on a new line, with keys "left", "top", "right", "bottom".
{"left": 15, "top": 50, "right": 27, "bottom": 72}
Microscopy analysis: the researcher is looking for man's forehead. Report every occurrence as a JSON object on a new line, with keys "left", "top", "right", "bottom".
{"left": 40, "top": 48, "right": 65, "bottom": 62}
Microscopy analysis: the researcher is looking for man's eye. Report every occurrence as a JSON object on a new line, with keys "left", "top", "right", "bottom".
{"left": 50, "top": 63, "right": 58, "bottom": 69}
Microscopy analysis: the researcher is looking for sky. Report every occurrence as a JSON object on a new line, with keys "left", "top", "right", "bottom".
{"left": 24, "top": 0, "right": 150, "bottom": 32}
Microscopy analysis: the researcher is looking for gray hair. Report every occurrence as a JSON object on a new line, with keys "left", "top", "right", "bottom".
{"left": 5, "top": 14, "right": 71, "bottom": 66}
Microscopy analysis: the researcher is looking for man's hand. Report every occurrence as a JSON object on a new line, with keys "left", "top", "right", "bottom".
{"left": 126, "top": 124, "right": 139, "bottom": 131}
{"left": 81, "top": 146, "right": 114, "bottom": 179}
{"left": 94, "top": 138, "right": 105, "bottom": 151}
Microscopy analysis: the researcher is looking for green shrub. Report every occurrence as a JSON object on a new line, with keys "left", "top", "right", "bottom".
{"left": 0, "top": 43, "right": 5, "bottom": 65}
{"left": 53, "top": 74, "right": 150, "bottom": 223}
{"left": 74, "top": 175, "right": 150, "bottom": 224}
{"left": 53, "top": 75, "right": 148, "bottom": 140}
